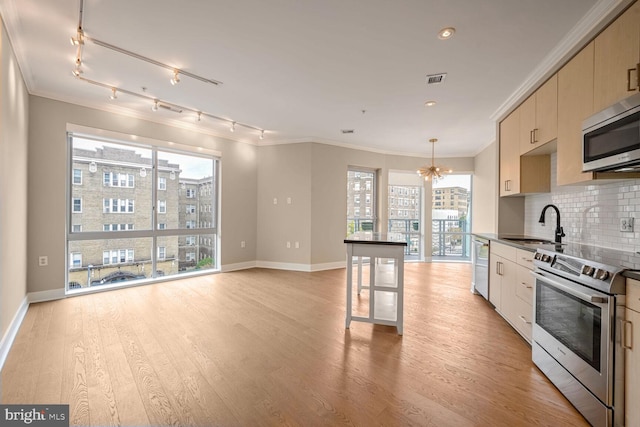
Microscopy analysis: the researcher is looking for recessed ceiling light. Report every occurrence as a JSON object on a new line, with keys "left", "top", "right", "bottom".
{"left": 438, "top": 27, "right": 455, "bottom": 40}
{"left": 425, "top": 100, "right": 436, "bottom": 107}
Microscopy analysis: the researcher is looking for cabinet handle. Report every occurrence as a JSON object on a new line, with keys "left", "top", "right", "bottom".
{"left": 628, "top": 67, "right": 638, "bottom": 92}
{"left": 504, "top": 180, "right": 511, "bottom": 192}
{"left": 521, "top": 257, "right": 533, "bottom": 263}
{"left": 530, "top": 128, "right": 539, "bottom": 144}
{"left": 520, "top": 282, "right": 533, "bottom": 289}
{"left": 529, "top": 129, "right": 534, "bottom": 144}
{"left": 496, "top": 261, "right": 504, "bottom": 276}
{"left": 518, "top": 315, "right": 531, "bottom": 325}
{"left": 622, "top": 320, "right": 633, "bottom": 350}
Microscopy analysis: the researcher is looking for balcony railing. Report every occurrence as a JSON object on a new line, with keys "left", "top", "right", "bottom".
{"left": 432, "top": 219, "right": 470, "bottom": 261}
{"left": 351, "top": 217, "right": 471, "bottom": 262}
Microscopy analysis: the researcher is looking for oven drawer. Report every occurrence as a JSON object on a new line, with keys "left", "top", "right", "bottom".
{"left": 628, "top": 278, "right": 640, "bottom": 313}
{"left": 516, "top": 265, "right": 534, "bottom": 305}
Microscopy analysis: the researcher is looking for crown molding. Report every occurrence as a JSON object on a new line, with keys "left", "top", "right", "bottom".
{"left": 490, "top": 0, "right": 635, "bottom": 122}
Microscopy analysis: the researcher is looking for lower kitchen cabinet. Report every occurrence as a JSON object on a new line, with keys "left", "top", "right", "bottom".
{"left": 489, "top": 242, "right": 534, "bottom": 343}
{"left": 626, "top": 279, "right": 640, "bottom": 426}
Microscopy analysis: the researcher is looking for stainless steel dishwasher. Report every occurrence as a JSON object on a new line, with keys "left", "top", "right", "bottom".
{"left": 471, "top": 236, "right": 489, "bottom": 299}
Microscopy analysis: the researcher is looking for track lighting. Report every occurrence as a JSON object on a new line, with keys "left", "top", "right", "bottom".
{"left": 72, "top": 58, "right": 82, "bottom": 77}
{"left": 75, "top": 75, "right": 268, "bottom": 136}
{"left": 70, "top": 28, "right": 84, "bottom": 46}
{"left": 170, "top": 70, "right": 180, "bottom": 85}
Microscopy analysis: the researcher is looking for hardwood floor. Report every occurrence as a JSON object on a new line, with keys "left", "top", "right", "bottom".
{"left": 1, "top": 263, "right": 588, "bottom": 426}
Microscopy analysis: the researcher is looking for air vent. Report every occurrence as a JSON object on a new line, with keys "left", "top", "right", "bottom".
{"left": 341, "top": 129, "right": 355, "bottom": 134}
{"left": 159, "top": 103, "right": 183, "bottom": 113}
{"left": 426, "top": 73, "right": 447, "bottom": 84}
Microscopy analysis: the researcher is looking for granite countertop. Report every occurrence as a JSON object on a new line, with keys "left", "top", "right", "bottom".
{"left": 344, "top": 232, "right": 408, "bottom": 245}
{"left": 472, "top": 233, "right": 563, "bottom": 252}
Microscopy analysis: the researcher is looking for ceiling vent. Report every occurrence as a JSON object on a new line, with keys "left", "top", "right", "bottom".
{"left": 426, "top": 73, "right": 447, "bottom": 85}
{"left": 159, "top": 103, "right": 183, "bottom": 113}
{"left": 341, "top": 129, "right": 355, "bottom": 134}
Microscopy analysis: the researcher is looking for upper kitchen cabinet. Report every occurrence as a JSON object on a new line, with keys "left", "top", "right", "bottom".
{"left": 557, "top": 42, "right": 596, "bottom": 186}
{"left": 594, "top": 1, "right": 640, "bottom": 112}
{"left": 499, "top": 109, "right": 551, "bottom": 197}
{"left": 500, "top": 110, "right": 520, "bottom": 196}
{"left": 519, "top": 75, "right": 558, "bottom": 155}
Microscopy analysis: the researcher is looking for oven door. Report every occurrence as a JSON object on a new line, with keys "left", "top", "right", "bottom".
{"left": 531, "top": 269, "right": 613, "bottom": 404}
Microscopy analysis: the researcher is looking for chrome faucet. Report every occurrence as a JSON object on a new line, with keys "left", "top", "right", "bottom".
{"left": 539, "top": 204, "right": 565, "bottom": 244}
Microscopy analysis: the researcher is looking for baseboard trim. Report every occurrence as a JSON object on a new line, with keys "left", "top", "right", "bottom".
{"left": 256, "top": 260, "right": 346, "bottom": 272}
{"left": 0, "top": 296, "right": 29, "bottom": 371}
{"left": 309, "top": 261, "right": 345, "bottom": 271}
{"left": 28, "top": 288, "right": 66, "bottom": 304}
{"left": 221, "top": 261, "right": 257, "bottom": 272}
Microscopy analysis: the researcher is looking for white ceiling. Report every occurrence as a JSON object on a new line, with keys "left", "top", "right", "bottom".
{"left": 0, "top": 0, "right": 618, "bottom": 157}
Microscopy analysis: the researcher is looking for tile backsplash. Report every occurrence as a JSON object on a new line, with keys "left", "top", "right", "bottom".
{"left": 525, "top": 153, "right": 640, "bottom": 253}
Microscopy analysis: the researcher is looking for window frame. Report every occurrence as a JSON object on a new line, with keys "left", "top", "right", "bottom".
{"left": 66, "top": 130, "right": 221, "bottom": 293}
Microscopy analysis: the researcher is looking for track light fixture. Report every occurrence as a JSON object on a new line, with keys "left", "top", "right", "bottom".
{"left": 109, "top": 87, "right": 117, "bottom": 100}
{"left": 75, "top": 75, "right": 267, "bottom": 140}
{"left": 170, "top": 70, "right": 180, "bottom": 85}
{"left": 72, "top": 58, "right": 83, "bottom": 77}
{"left": 70, "top": 28, "right": 84, "bottom": 46}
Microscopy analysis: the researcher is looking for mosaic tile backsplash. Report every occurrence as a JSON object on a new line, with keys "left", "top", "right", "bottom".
{"left": 524, "top": 153, "right": 640, "bottom": 254}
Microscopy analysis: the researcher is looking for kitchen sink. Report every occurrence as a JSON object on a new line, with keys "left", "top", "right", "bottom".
{"left": 501, "top": 237, "right": 557, "bottom": 245}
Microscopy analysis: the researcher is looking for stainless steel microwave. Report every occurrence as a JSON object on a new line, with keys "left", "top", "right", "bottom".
{"left": 582, "top": 92, "right": 640, "bottom": 172}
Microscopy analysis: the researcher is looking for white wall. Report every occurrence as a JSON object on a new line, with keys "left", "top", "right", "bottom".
{"left": 0, "top": 20, "right": 29, "bottom": 338}
{"left": 27, "top": 96, "right": 258, "bottom": 293}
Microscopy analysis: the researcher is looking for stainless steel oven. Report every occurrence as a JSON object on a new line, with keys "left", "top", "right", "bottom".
{"left": 532, "top": 247, "right": 628, "bottom": 427}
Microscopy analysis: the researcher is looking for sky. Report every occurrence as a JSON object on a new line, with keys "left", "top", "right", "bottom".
{"left": 433, "top": 174, "right": 471, "bottom": 190}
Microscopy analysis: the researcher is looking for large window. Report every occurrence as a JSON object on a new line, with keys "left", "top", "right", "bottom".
{"left": 347, "top": 168, "right": 377, "bottom": 234}
{"left": 67, "top": 133, "right": 220, "bottom": 291}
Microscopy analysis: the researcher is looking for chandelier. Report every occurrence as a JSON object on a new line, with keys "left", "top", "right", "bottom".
{"left": 416, "top": 138, "right": 452, "bottom": 181}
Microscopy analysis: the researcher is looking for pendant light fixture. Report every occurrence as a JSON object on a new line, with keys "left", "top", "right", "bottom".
{"left": 416, "top": 138, "right": 452, "bottom": 181}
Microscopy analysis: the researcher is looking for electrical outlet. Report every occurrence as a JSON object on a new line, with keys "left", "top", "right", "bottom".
{"left": 287, "top": 197, "right": 292, "bottom": 205}
{"left": 295, "top": 241, "right": 300, "bottom": 249}
{"left": 286, "top": 241, "right": 291, "bottom": 249}
{"left": 620, "top": 217, "right": 634, "bottom": 232}
{"left": 38, "top": 256, "right": 48, "bottom": 266}
{"left": 273, "top": 198, "right": 278, "bottom": 205}
{"left": 240, "top": 240, "right": 246, "bottom": 248}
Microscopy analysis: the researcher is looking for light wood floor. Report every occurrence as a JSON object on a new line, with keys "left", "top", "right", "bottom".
{"left": 1, "top": 263, "right": 588, "bottom": 426}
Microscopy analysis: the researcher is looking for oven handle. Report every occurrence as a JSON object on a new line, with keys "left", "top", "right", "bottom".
{"left": 530, "top": 271, "right": 608, "bottom": 304}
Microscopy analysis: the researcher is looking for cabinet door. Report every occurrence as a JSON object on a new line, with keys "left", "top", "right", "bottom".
{"left": 489, "top": 255, "right": 503, "bottom": 309}
{"left": 499, "top": 259, "right": 517, "bottom": 321}
{"left": 499, "top": 110, "right": 520, "bottom": 196}
{"left": 535, "top": 75, "right": 558, "bottom": 148}
{"left": 519, "top": 96, "right": 537, "bottom": 155}
{"left": 594, "top": 1, "right": 640, "bottom": 112}
{"left": 557, "top": 42, "right": 596, "bottom": 186}
{"left": 626, "top": 307, "right": 640, "bottom": 427}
